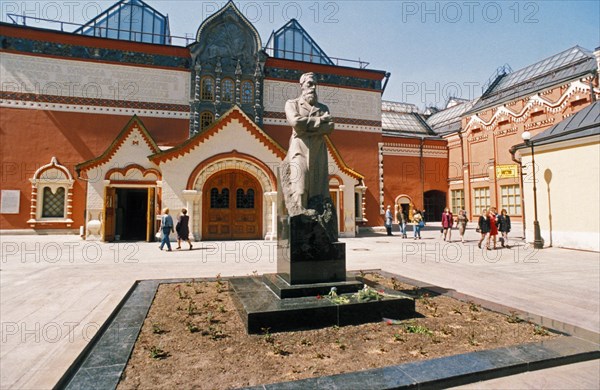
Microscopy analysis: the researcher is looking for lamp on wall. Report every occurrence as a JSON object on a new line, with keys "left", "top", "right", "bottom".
{"left": 521, "top": 131, "right": 544, "bottom": 249}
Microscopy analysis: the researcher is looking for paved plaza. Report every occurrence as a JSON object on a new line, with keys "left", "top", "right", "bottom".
{"left": 1, "top": 224, "right": 598, "bottom": 389}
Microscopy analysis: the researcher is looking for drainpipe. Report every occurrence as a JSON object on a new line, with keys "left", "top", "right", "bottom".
{"left": 420, "top": 136, "right": 425, "bottom": 218}
{"left": 509, "top": 146, "right": 526, "bottom": 240}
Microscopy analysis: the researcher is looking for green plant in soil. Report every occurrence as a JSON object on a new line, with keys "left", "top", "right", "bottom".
{"left": 392, "top": 333, "right": 406, "bottom": 342}
{"left": 152, "top": 323, "right": 166, "bottom": 335}
{"left": 187, "top": 300, "right": 197, "bottom": 316}
{"left": 261, "top": 327, "right": 275, "bottom": 344}
{"left": 533, "top": 325, "right": 550, "bottom": 336}
{"left": 404, "top": 322, "right": 433, "bottom": 335}
{"left": 187, "top": 322, "right": 200, "bottom": 333}
{"left": 506, "top": 311, "right": 522, "bottom": 323}
{"left": 149, "top": 346, "right": 169, "bottom": 360}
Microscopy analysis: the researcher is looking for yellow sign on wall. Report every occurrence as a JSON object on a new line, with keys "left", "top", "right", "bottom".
{"left": 496, "top": 165, "right": 518, "bottom": 179}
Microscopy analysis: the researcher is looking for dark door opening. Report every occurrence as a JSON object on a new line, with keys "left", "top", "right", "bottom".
{"left": 115, "top": 188, "right": 148, "bottom": 241}
{"left": 424, "top": 190, "right": 446, "bottom": 223}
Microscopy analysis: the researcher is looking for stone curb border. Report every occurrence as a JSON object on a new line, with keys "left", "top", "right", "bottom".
{"left": 55, "top": 272, "right": 599, "bottom": 390}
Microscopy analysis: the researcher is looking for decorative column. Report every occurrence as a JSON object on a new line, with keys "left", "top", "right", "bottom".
{"left": 253, "top": 61, "right": 263, "bottom": 124}
{"left": 182, "top": 190, "right": 202, "bottom": 241}
{"left": 264, "top": 191, "right": 277, "bottom": 240}
{"left": 190, "top": 64, "right": 201, "bottom": 136}
{"left": 235, "top": 59, "right": 242, "bottom": 106}
{"left": 214, "top": 58, "right": 222, "bottom": 118}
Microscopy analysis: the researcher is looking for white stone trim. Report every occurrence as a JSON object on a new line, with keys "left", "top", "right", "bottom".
{"left": 0, "top": 99, "right": 189, "bottom": 118}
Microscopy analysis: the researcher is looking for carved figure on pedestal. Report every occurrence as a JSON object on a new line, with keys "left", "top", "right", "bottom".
{"left": 281, "top": 72, "right": 338, "bottom": 242}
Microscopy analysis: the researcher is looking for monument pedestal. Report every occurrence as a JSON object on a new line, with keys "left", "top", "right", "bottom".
{"left": 229, "top": 168, "right": 416, "bottom": 333}
{"left": 229, "top": 276, "right": 415, "bottom": 334}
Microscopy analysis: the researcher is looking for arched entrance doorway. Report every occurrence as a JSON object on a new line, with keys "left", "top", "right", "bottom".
{"left": 202, "top": 169, "right": 263, "bottom": 240}
{"left": 424, "top": 190, "right": 446, "bottom": 222}
{"left": 395, "top": 195, "right": 412, "bottom": 220}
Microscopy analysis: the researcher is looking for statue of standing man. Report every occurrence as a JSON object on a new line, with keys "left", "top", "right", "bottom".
{"left": 281, "top": 72, "right": 338, "bottom": 241}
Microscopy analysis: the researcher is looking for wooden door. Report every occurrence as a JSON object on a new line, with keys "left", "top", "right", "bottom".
{"left": 203, "top": 170, "right": 262, "bottom": 240}
{"left": 103, "top": 187, "right": 116, "bottom": 242}
{"left": 146, "top": 187, "right": 155, "bottom": 242}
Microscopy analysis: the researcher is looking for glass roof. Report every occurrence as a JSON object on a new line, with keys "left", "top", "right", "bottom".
{"left": 381, "top": 100, "right": 420, "bottom": 113}
{"left": 265, "top": 19, "right": 333, "bottom": 65}
{"left": 469, "top": 46, "right": 596, "bottom": 114}
{"left": 382, "top": 111, "right": 432, "bottom": 135}
{"left": 427, "top": 100, "right": 475, "bottom": 130}
{"left": 74, "top": 0, "right": 170, "bottom": 44}
{"left": 492, "top": 46, "right": 592, "bottom": 94}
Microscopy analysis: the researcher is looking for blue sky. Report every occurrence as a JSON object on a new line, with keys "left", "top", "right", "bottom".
{"left": 2, "top": 1, "right": 599, "bottom": 108}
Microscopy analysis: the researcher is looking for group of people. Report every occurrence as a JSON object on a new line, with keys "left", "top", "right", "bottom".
{"left": 384, "top": 205, "right": 425, "bottom": 240}
{"left": 384, "top": 205, "right": 512, "bottom": 248}
{"left": 158, "top": 208, "right": 193, "bottom": 251}
{"left": 477, "top": 207, "right": 512, "bottom": 250}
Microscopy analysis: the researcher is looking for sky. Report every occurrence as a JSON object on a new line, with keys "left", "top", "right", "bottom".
{"left": 2, "top": 0, "right": 599, "bottom": 109}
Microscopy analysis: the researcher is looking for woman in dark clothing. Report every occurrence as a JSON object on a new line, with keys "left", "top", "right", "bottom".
{"left": 497, "top": 208, "right": 512, "bottom": 248}
{"left": 176, "top": 208, "right": 193, "bottom": 250}
{"left": 477, "top": 208, "right": 491, "bottom": 250}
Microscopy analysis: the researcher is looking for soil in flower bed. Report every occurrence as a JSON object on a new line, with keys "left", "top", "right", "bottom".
{"left": 117, "top": 272, "right": 558, "bottom": 389}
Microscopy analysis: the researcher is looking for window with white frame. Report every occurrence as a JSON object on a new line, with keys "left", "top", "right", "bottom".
{"left": 500, "top": 185, "right": 521, "bottom": 215}
{"left": 28, "top": 157, "right": 74, "bottom": 225}
{"left": 473, "top": 187, "right": 490, "bottom": 216}
{"left": 451, "top": 189, "right": 464, "bottom": 215}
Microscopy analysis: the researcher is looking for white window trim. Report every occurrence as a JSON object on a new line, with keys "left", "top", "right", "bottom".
{"left": 354, "top": 184, "right": 368, "bottom": 223}
{"left": 28, "top": 157, "right": 75, "bottom": 226}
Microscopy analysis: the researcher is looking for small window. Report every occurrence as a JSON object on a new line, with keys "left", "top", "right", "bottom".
{"left": 201, "top": 76, "right": 214, "bottom": 101}
{"left": 222, "top": 78, "right": 234, "bottom": 103}
{"left": 241, "top": 81, "right": 253, "bottom": 104}
{"left": 200, "top": 111, "right": 214, "bottom": 131}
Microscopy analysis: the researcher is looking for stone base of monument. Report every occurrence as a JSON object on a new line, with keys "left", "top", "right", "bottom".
{"left": 229, "top": 275, "right": 415, "bottom": 334}
{"left": 263, "top": 273, "right": 363, "bottom": 299}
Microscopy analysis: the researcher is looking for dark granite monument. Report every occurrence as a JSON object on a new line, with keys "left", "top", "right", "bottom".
{"left": 230, "top": 72, "right": 415, "bottom": 333}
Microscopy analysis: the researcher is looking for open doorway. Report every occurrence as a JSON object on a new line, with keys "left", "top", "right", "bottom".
{"left": 115, "top": 188, "right": 148, "bottom": 241}
{"left": 423, "top": 190, "right": 446, "bottom": 223}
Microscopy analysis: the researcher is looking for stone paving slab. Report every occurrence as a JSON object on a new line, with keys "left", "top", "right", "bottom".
{"left": 1, "top": 225, "right": 599, "bottom": 389}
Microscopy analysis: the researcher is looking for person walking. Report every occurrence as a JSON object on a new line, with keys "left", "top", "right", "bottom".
{"left": 497, "top": 208, "right": 512, "bottom": 248}
{"left": 477, "top": 208, "right": 491, "bottom": 250}
{"left": 441, "top": 207, "right": 454, "bottom": 242}
{"left": 159, "top": 208, "right": 174, "bottom": 251}
{"left": 384, "top": 205, "right": 393, "bottom": 236}
{"left": 413, "top": 209, "right": 424, "bottom": 239}
{"left": 396, "top": 206, "right": 407, "bottom": 238}
{"left": 489, "top": 207, "right": 499, "bottom": 249}
{"left": 457, "top": 209, "right": 468, "bottom": 243}
{"left": 175, "top": 208, "right": 193, "bottom": 250}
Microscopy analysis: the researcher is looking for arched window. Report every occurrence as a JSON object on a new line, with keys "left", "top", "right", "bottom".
{"left": 241, "top": 81, "right": 253, "bottom": 104}
{"left": 221, "top": 78, "right": 234, "bottom": 103}
{"left": 42, "top": 187, "right": 66, "bottom": 217}
{"left": 28, "top": 157, "right": 75, "bottom": 226}
{"left": 236, "top": 188, "right": 255, "bottom": 209}
{"left": 200, "top": 111, "right": 214, "bottom": 131}
{"left": 201, "top": 76, "right": 214, "bottom": 101}
{"left": 210, "top": 188, "right": 229, "bottom": 209}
